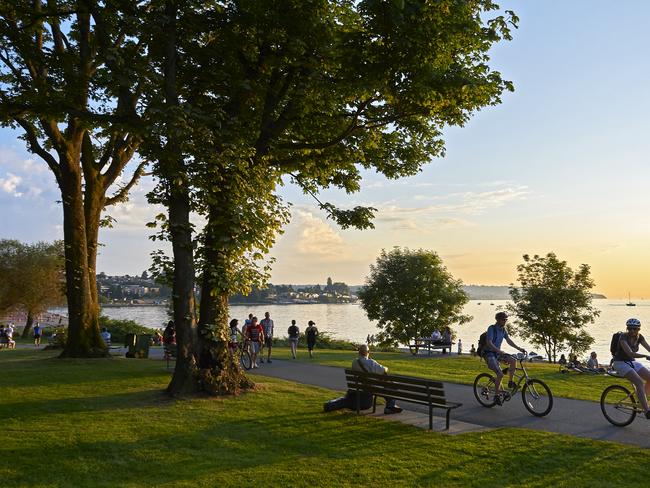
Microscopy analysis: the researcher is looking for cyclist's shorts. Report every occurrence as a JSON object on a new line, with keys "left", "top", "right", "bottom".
{"left": 485, "top": 353, "right": 510, "bottom": 372}
{"left": 264, "top": 336, "right": 273, "bottom": 347}
{"left": 250, "top": 341, "right": 261, "bottom": 353}
{"left": 613, "top": 360, "right": 647, "bottom": 376}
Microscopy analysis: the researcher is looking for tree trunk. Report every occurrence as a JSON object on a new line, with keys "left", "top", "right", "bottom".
{"left": 58, "top": 165, "right": 106, "bottom": 358}
{"left": 161, "top": 0, "right": 201, "bottom": 397}
{"left": 165, "top": 184, "right": 201, "bottom": 396}
{"left": 197, "top": 220, "right": 252, "bottom": 394}
{"left": 21, "top": 312, "right": 34, "bottom": 339}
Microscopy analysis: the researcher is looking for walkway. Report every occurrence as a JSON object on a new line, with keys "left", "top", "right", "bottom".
{"left": 250, "top": 358, "right": 650, "bottom": 448}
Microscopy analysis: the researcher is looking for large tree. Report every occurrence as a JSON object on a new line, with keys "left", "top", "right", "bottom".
{"left": 0, "top": 2, "right": 150, "bottom": 356}
{"left": 0, "top": 240, "right": 66, "bottom": 337}
{"left": 508, "top": 253, "right": 599, "bottom": 363}
{"left": 359, "top": 248, "right": 471, "bottom": 347}
{"left": 145, "top": 0, "right": 518, "bottom": 395}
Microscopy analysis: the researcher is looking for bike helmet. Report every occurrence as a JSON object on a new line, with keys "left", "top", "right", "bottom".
{"left": 625, "top": 318, "right": 641, "bottom": 329}
{"left": 495, "top": 312, "right": 508, "bottom": 321}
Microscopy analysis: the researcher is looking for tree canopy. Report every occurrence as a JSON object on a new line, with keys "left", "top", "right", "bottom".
{"left": 508, "top": 253, "right": 598, "bottom": 362}
{"left": 358, "top": 248, "right": 471, "bottom": 346}
{"left": 0, "top": 239, "right": 65, "bottom": 336}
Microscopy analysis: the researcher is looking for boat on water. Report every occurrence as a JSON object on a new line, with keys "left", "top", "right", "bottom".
{"left": 626, "top": 292, "right": 636, "bottom": 307}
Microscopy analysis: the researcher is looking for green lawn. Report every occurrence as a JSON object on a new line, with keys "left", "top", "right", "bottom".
{"left": 0, "top": 349, "right": 643, "bottom": 487}
{"left": 271, "top": 347, "right": 623, "bottom": 403}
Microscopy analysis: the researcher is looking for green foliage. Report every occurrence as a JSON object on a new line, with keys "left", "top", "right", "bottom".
{"left": 0, "top": 240, "right": 65, "bottom": 318}
{"left": 508, "top": 253, "right": 599, "bottom": 363}
{"left": 359, "top": 248, "right": 471, "bottom": 347}
{"left": 98, "top": 316, "right": 155, "bottom": 346}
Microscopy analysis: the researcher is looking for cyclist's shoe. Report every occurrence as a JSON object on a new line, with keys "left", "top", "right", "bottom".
{"left": 503, "top": 392, "right": 512, "bottom": 402}
{"left": 494, "top": 394, "right": 503, "bottom": 406}
{"left": 260, "top": 358, "right": 265, "bottom": 363}
{"left": 267, "top": 359, "right": 272, "bottom": 363}
{"left": 508, "top": 380, "right": 516, "bottom": 389}
{"left": 645, "top": 410, "right": 650, "bottom": 420}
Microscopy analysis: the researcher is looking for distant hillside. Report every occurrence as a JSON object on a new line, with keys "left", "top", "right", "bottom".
{"left": 349, "top": 284, "right": 606, "bottom": 300}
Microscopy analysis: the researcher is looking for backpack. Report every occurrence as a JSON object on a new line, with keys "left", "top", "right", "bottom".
{"left": 610, "top": 331, "right": 623, "bottom": 357}
{"left": 477, "top": 327, "right": 497, "bottom": 358}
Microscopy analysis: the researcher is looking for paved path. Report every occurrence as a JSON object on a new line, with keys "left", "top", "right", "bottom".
{"left": 250, "top": 358, "right": 650, "bottom": 448}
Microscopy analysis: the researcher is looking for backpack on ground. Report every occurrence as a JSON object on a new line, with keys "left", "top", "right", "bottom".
{"left": 610, "top": 331, "right": 623, "bottom": 357}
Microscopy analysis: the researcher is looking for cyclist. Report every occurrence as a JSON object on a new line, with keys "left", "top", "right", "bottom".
{"left": 484, "top": 312, "right": 526, "bottom": 404}
{"left": 612, "top": 318, "right": 650, "bottom": 420}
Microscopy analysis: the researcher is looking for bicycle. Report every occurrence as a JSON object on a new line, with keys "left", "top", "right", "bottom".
{"left": 230, "top": 340, "right": 252, "bottom": 370}
{"left": 473, "top": 352, "right": 554, "bottom": 417}
{"left": 599, "top": 367, "right": 650, "bottom": 426}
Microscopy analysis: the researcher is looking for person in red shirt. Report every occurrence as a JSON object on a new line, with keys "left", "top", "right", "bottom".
{"left": 245, "top": 316, "right": 265, "bottom": 368}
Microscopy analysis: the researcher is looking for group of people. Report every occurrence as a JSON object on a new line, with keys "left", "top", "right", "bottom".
{"left": 0, "top": 324, "right": 16, "bottom": 349}
{"left": 229, "top": 312, "right": 320, "bottom": 367}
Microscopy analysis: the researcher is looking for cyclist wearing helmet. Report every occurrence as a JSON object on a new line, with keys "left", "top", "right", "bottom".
{"left": 484, "top": 312, "right": 526, "bottom": 404}
{"left": 612, "top": 318, "right": 650, "bottom": 419}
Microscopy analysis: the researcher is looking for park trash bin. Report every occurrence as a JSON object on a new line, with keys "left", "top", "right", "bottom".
{"left": 134, "top": 334, "right": 151, "bottom": 358}
{"left": 125, "top": 333, "right": 137, "bottom": 358}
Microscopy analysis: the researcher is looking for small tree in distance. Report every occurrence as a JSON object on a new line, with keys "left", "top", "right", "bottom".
{"left": 508, "top": 253, "right": 598, "bottom": 363}
{"left": 358, "top": 248, "right": 471, "bottom": 347}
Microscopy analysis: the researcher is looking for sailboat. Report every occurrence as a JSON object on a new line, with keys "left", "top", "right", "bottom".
{"left": 626, "top": 292, "right": 636, "bottom": 307}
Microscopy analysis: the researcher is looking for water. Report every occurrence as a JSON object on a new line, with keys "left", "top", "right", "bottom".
{"left": 85, "top": 299, "right": 650, "bottom": 361}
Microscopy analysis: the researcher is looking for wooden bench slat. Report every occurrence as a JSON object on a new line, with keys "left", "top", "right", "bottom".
{"left": 343, "top": 368, "right": 462, "bottom": 430}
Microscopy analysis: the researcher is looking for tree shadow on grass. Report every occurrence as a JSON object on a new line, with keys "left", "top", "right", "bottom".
{"left": 0, "top": 389, "right": 172, "bottom": 421}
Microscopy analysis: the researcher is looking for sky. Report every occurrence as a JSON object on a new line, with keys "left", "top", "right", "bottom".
{"left": 2, "top": 1, "right": 650, "bottom": 299}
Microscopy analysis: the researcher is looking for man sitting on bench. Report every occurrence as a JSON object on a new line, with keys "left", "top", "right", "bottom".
{"left": 352, "top": 345, "right": 403, "bottom": 414}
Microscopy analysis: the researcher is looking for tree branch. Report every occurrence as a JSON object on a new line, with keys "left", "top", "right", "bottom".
{"left": 104, "top": 160, "right": 147, "bottom": 207}
{"left": 14, "top": 117, "right": 62, "bottom": 183}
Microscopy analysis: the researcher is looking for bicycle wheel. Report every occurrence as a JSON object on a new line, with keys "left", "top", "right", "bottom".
{"left": 239, "top": 349, "right": 252, "bottom": 370}
{"left": 521, "top": 379, "right": 553, "bottom": 417}
{"left": 473, "top": 373, "right": 498, "bottom": 407}
{"left": 601, "top": 384, "right": 637, "bottom": 427}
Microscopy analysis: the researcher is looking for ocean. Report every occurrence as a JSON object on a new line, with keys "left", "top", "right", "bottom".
{"left": 92, "top": 299, "right": 650, "bottom": 362}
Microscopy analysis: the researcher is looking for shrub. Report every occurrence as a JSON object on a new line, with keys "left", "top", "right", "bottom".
{"left": 99, "top": 316, "right": 155, "bottom": 346}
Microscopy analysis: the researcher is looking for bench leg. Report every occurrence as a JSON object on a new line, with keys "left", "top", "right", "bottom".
{"left": 445, "top": 409, "right": 451, "bottom": 430}
{"left": 429, "top": 405, "right": 433, "bottom": 430}
{"left": 356, "top": 389, "right": 360, "bottom": 414}
{"left": 372, "top": 395, "right": 377, "bottom": 413}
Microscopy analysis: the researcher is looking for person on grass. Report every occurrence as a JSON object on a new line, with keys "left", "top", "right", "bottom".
{"left": 33, "top": 322, "right": 42, "bottom": 347}
{"left": 612, "top": 318, "right": 650, "bottom": 420}
{"left": 305, "top": 320, "right": 318, "bottom": 358}
{"left": 484, "top": 312, "right": 525, "bottom": 405}
{"left": 287, "top": 319, "right": 300, "bottom": 359}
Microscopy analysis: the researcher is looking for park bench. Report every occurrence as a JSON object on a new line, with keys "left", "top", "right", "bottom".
{"left": 344, "top": 369, "right": 462, "bottom": 430}
{"left": 408, "top": 338, "right": 454, "bottom": 356}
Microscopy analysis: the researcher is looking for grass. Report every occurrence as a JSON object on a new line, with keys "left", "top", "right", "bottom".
{"left": 0, "top": 348, "right": 645, "bottom": 487}
{"left": 270, "top": 347, "right": 624, "bottom": 403}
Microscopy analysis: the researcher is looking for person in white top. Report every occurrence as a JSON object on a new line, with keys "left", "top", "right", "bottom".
{"left": 260, "top": 312, "right": 274, "bottom": 363}
{"left": 351, "top": 344, "right": 403, "bottom": 414}
{"left": 431, "top": 329, "right": 442, "bottom": 341}
{"left": 100, "top": 327, "right": 111, "bottom": 347}
{"left": 586, "top": 351, "right": 599, "bottom": 369}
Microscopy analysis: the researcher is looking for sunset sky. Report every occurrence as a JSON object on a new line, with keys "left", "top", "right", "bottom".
{"left": 2, "top": 1, "right": 650, "bottom": 299}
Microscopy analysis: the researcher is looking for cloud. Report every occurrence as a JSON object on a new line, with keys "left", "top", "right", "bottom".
{"left": 292, "top": 209, "right": 346, "bottom": 258}
{"left": 0, "top": 173, "right": 23, "bottom": 196}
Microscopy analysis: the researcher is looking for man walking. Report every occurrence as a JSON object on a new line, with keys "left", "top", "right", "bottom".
{"left": 260, "top": 312, "right": 274, "bottom": 363}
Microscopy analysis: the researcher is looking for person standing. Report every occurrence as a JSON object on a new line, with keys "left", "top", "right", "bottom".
{"left": 457, "top": 338, "right": 463, "bottom": 355}
{"left": 33, "top": 322, "right": 42, "bottom": 347}
{"left": 5, "top": 324, "right": 15, "bottom": 349}
{"left": 163, "top": 321, "right": 176, "bottom": 360}
{"left": 260, "top": 312, "right": 274, "bottom": 363}
{"left": 246, "top": 316, "right": 264, "bottom": 368}
{"left": 305, "top": 320, "right": 318, "bottom": 358}
{"left": 287, "top": 319, "right": 300, "bottom": 359}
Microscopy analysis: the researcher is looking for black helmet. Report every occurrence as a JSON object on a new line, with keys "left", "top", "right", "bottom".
{"left": 495, "top": 312, "right": 508, "bottom": 321}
